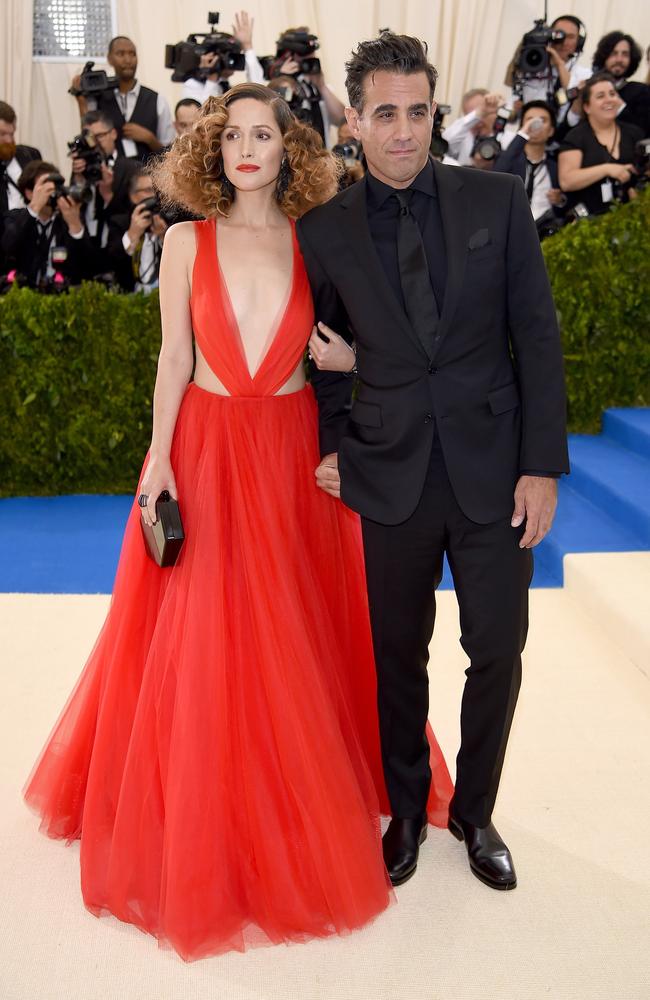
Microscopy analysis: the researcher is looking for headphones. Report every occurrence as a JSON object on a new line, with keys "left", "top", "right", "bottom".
{"left": 551, "top": 15, "right": 587, "bottom": 55}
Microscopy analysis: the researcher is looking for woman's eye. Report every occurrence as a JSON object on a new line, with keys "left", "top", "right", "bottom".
{"left": 224, "top": 132, "right": 238, "bottom": 140}
{"left": 256, "top": 132, "right": 271, "bottom": 140}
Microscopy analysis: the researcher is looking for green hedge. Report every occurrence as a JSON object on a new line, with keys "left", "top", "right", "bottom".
{"left": 1, "top": 192, "right": 649, "bottom": 496}
{"left": 542, "top": 188, "right": 650, "bottom": 433}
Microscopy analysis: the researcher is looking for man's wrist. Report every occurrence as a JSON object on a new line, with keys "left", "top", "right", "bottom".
{"left": 68, "top": 224, "right": 84, "bottom": 239}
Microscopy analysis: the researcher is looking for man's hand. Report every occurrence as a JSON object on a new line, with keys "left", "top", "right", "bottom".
{"left": 315, "top": 453, "right": 340, "bottom": 499}
{"left": 511, "top": 475, "right": 558, "bottom": 548}
{"left": 151, "top": 213, "right": 168, "bottom": 240}
{"left": 70, "top": 156, "right": 86, "bottom": 176}
{"left": 122, "top": 122, "right": 158, "bottom": 148}
{"left": 232, "top": 11, "right": 254, "bottom": 52}
{"left": 57, "top": 195, "right": 83, "bottom": 236}
{"left": 479, "top": 93, "right": 503, "bottom": 119}
{"left": 127, "top": 201, "right": 153, "bottom": 245}
{"left": 29, "top": 174, "right": 56, "bottom": 215}
{"left": 547, "top": 188, "right": 565, "bottom": 206}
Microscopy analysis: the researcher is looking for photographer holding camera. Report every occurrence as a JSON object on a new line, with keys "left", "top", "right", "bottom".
{"left": 506, "top": 14, "right": 591, "bottom": 130}
{"left": 442, "top": 90, "right": 512, "bottom": 166}
{"left": 263, "top": 28, "right": 345, "bottom": 147}
{"left": 592, "top": 31, "right": 650, "bottom": 138}
{"left": 558, "top": 73, "right": 643, "bottom": 216}
{"left": 69, "top": 112, "right": 140, "bottom": 258}
{"left": 181, "top": 11, "right": 265, "bottom": 102}
{"left": 106, "top": 169, "right": 167, "bottom": 293}
{"left": 71, "top": 36, "right": 175, "bottom": 162}
{"left": 494, "top": 101, "right": 565, "bottom": 225}
{"left": 1, "top": 160, "right": 96, "bottom": 288}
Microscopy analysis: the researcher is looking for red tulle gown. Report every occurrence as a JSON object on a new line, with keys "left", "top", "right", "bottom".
{"left": 24, "top": 218, "right": 453, "bottom": 961}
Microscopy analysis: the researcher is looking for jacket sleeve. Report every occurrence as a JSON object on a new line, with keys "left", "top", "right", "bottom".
{"left": 493, "top": 133, "right": 526, "bottom": 174}
{"left": 505, "top": 176, "right": 569, "bottom": 475}
{"left": 296, "top": 216, "right": 353, "bottom": 457}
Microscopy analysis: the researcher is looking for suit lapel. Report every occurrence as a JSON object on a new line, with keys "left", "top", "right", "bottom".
{"left": 339, "top": 177, "right": 428, "bottom": 359}
{"left": 432, "top": 160, "right": 470, "bottom": 356}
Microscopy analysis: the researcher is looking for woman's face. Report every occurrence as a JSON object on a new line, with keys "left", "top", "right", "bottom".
{"left": 220, "top": 98, "right": 285, "bottom": 194}
{"left": 584, "top": 82, "right": 620, "bottom": 124}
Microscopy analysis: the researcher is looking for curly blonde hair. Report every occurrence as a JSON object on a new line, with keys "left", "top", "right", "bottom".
{"left": 151, "top": 83, "right": 341, "bottom": 219}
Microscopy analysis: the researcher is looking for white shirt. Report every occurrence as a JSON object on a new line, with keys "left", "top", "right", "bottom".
{"left": 122, "top": 229, "right": 161, "bottom": 294}
{"left": 26, "top": 206, "right": 84, "bottom": 280}
{"left": 87, "top": 82, "right": 176, "bottom": 157}
{"left": 5, "top": 157, "right": 27, "bottom": 210}
{"left": 519, "top": 58, "right": 591, "bottom": 124}
{"left": 442, "top": 110, "right": 510, "bottom": 166}
{"left": 181, "top": 50, "right": 265, "bottom": 102}
{"left": 83, "top": 151, "right": 116, "bottom": 244}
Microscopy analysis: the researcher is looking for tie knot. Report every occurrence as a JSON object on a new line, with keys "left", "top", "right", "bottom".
{"left": 394, "top": 188, "right": 413, "bottom": 216}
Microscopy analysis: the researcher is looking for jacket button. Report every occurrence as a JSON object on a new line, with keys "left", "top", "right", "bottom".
{"left": 424, "top": 413, "right": 432, "bottom": 424}
{"left": 428, "top": 363, "right": 438, "bottom": 375}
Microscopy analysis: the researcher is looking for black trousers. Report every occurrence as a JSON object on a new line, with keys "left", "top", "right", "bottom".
{"left": 361, "top": 432, "right": 533, "bottom": 828}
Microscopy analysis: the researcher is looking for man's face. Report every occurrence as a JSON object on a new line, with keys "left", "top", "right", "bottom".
{"left": 522, "top": 107, "right": 554, "bottom": 143}
{"left": 605, "top": 41, "right": 631, "bottom": 78}
{"left": 0, "top": 118, "right": 16, "bottom": 144}
{"left": 345, "top": 70, "right": 435, "bottom": 188}
{"left": 86, "top": 120, "right": 117, "bottom": 157}
{"left": 130, "top": 177, "right": 154, "bottom": 205}
{"left": 175, "top": 105, "right": 200, "bottom": 136}
{"left": 109, "top": 39, "right": 137, "bottom": 82}
{"left": 552, "top": 19, "right": 580, "bottom": 61}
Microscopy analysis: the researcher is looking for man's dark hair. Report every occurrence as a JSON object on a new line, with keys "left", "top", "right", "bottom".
{"left": 593, "top": 31, "right": 642, "bottom": 77}
{"left": 128, "top": 168, "right": 150, "bottom": 195}
{"left": 521, "top": 100, "right": 557, "bottom": 129}
{"left": 81, "top": 110, "right": 115, "bottom": 131}
{"left": 0, "top": 100, "right": 16, "bottom": 125}
{"left": 108, "top": 35, "right": 135, "bottom": 55}
{"left": 345, "top": 32, "right": 438, "bottom": 113}
{"left": 17, "top": 160, "right": 58, "bottom": 197}
{"left": 174, "top": 98, "right": 201, "bottom": 116}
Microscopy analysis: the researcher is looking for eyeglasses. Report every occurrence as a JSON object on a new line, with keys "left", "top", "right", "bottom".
{"left": 91, "top": 129, "right": 113, "bottom": 140}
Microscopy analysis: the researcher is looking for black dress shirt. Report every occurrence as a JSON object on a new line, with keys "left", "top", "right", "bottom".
{"left": 365, "top": 158, "right": 447, "bottom": 316}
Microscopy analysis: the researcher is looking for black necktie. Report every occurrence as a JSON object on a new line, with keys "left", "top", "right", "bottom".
{"left": 394, "top": 189, "right": 438, "bottom": 357}
{"left": 0, "top": 171, "right": 9, "bottom": 215}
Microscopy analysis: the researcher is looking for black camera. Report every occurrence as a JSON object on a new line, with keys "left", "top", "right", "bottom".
{"left": 165, "top": 11, "right": 245, "bottom": 83}
{"left": 261, "top": 29, "right": 321, "bottom": 79}
{"left": 471, "top": 136, "right": 502, "bottom": 162}
{"left": 331, "top": 139, "right": 363, "bottom": 163}
{"left": 430, "top": 104, "right": 451, "bottom": 160}
{"left": 138, "top": 195, "right": 161, "bottom": 215}
{"left": 67, "top": 129, "right": 104, "bottom": 183}
{"left": 45, "top": 172, "right": 92, "bottom": 209}
{"left": 68, "top": 60, "right": 120, "bottom": 98}
{"left": 516, "top": 20, "right": 565, "bottom": 78}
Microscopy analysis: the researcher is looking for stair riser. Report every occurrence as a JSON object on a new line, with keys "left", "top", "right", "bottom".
{"left": 566, "top": 468, "right": 650, "bottom": 547}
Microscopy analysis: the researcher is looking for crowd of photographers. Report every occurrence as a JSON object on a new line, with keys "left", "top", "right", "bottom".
{"left": 1, "top": 10, "right": 649, "bottom": 294}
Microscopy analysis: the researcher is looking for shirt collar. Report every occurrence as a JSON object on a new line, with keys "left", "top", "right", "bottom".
{"left": 366, "top": 157, "right": 437, "bottom": 209}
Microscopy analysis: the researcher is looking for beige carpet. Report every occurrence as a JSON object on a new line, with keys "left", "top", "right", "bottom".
{"left": 1, "top": 560, "right": 649, "bottom": 1000}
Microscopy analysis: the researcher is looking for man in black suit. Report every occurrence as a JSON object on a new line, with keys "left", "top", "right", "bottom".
{"left": 0, "top": 101, "right": 42, "bottom": 271}
{"left": 494, "top": 101, "right": 565, "bottom": 226}
{"left": 2, "top": 160, "right": 97, "bottom": 287}
{"left": 297, "top": 33, "right": 568, "bottom": 891}
{"left": 592, "top": 31, "right": 650, "bottom": 138}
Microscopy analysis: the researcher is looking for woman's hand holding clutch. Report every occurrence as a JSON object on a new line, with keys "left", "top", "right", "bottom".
{"left": 308, "top": 322, "right": 356, "bottom": 373}
{"left": 139, "top": 456, "right": 178, "bottom": 528}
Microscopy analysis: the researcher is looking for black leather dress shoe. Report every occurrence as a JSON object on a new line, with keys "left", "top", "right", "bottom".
{"left": 448, "top": 813, "right": 517, "bottom": 890}
{"left": 382, "top": 814, "right": 428, "bottom": 886}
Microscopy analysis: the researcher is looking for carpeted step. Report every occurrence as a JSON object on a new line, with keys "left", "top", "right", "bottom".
{"left": 533, "top": 481, "right": 646, "bottom": 584}
{"left": 602, "top": 408, "right": 650, "bottom": 461}
{"left": 566, "top": 435, "right": 650, "bottom": 546}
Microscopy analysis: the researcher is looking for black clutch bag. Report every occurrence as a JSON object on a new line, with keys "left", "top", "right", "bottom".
{"left": 140, "top": 490, "right": 185, "bottom": 567}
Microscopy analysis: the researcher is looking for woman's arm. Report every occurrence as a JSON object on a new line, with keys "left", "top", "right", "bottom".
{"left": 558, "top": 148, "right": 610, "bottom": 191}
{"left": 140, "top": 222, "right": 195, "bottom": 526}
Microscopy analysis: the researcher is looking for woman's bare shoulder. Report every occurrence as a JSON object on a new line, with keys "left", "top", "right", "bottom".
{"left": 164, "top": 220, "right": 199, "bottom": 253}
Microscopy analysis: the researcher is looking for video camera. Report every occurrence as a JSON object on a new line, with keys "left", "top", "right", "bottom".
{"left": 68, "top": 61, "right": 120, "bottom": 98}
{"left": 165, "top": 11, "right": 245, "bottom": 83}
{"left": 44, "top": 172, "right": 92, "bottom": 209}
{"left": 516, "top": 20, "right": 566, "bottom": 79}
{"left": 67, "top": 129, "right": 104, "bottom": 183}
{"left": 260, "top": 30, "right": 321, "bottom": 80}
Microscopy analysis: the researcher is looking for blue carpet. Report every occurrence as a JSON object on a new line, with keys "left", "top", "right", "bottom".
{"left": 2, "top": 407, "right": 648, "bottom": 594}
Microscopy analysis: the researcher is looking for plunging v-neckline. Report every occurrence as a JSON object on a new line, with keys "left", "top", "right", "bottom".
{"left": 213, "top": 219, "right": 297, "bottom": 383}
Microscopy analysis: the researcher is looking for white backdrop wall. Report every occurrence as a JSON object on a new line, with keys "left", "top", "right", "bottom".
{"left": 3, "top": 1, "right": 650, "bottom": 175}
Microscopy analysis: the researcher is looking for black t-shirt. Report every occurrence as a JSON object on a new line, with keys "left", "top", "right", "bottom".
{"left": 560, "top": 119, "right": 643, "bottom": 215}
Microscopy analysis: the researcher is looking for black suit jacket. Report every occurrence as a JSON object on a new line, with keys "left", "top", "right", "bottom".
{"left": 297, "top": 162, "right": 569, "bottom": 525}
{"left": 1, "top": 208, "right": 96, "bottom": 286}
{"left": 494, "top": 134, "right": 560, "bottom": 188}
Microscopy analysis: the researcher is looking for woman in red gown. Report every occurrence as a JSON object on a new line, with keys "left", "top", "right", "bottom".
{"left": 24, "top": 84, "right": 453, "bottom": 961}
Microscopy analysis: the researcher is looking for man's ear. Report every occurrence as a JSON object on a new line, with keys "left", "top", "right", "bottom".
{"left": 345, "top": 106, "right": 361, "bottom": 140}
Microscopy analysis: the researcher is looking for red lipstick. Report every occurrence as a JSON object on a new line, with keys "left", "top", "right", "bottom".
{"left": 236, "top": 164, "right": 260, "bottom": 172}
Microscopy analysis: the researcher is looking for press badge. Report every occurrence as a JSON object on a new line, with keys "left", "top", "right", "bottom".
{"left": 601, "top": 180, "right": 614, "bottom": 203}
